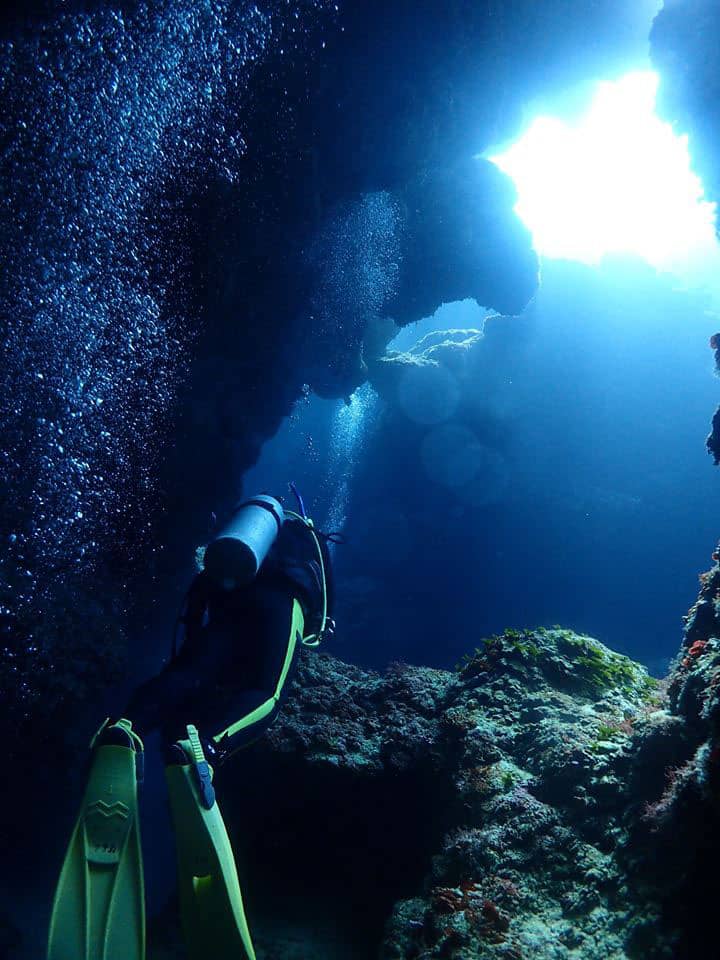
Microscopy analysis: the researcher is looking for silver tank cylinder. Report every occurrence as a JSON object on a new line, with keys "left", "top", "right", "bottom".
{"left": 203, "top": 495, "right": 285, "bottom": 589}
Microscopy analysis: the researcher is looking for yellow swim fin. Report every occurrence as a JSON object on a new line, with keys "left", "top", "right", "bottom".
{"left": 165, "top": 725, "right": 256, "bottom": 960}
{"left": 47, "top": 719, "right": 145, "bottom": 960}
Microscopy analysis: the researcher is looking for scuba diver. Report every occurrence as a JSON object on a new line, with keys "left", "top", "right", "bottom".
{"left": 47, "top": 488, "right": 336, "bottom": 960}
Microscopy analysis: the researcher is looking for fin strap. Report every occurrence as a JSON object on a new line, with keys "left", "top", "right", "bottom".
{"left": 185, "top": 725, "right": 216, "bottom": 810}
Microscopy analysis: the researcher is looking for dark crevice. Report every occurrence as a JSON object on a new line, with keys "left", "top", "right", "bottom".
{"left": 218, "top": 750, "right": 454, "bottom": 957}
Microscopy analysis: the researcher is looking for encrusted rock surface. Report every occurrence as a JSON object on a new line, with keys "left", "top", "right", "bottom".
{"left": 225, "top": 628, "right": 681, "bottom": 959}
{"left": 621, "top": 553, "right": 720, "bottom": 959}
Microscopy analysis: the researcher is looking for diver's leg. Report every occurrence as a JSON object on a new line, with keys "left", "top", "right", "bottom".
{"left": 161, "top": 592, "right": 303, "bottom": 959}
{"left": 47, "top": 719, "right": 145, "bottom": 960}
{"left": 210, "top": 593, "right": 305, "bottom": 758}
{"left": 165, "top": 725, "right": 256, "bottom": 960}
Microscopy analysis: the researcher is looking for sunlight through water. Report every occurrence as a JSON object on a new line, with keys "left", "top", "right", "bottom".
{"left": 488, "top": 71, "right": 720, "bottom": 281}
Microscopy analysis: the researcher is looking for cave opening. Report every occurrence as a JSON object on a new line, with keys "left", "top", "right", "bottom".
{"left": 488, "top": 70, "right": 720, "bottom": 287}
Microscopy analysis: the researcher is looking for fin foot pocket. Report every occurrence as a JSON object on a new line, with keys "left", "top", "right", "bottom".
{"left": 166, "top": 725, "right": 256, "bottom": 960}
{"left": 47, "top": 719, "right": 145, "bottom": 960}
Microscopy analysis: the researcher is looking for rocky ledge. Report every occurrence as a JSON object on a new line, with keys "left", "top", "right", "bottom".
{"left": 217, "top": 627, "right": 691, "bottom": 960}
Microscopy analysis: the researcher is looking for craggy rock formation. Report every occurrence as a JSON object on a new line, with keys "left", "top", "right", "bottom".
{"left": 651, "top": 0, "right": 720, "bottom": 232}
{"left": 651, "top": 3, "right": 720, "bottom": 466}
{"left": 624, "top": 552, "right": 720, "bottom": 960}
{"left": 386, "top": 161, "right": 538, "bottom": 326}
{"left": 704, "top": 335, "right": 720, "bottom": 463}
{"left": 366, "top": 314, "right": 518, "bottom": 412}
{"left": 707, "top": 405, "right": 720, "bottom": 465}
{"left": 369, "top": 328, "right": 485, "bottom": 402}
{"left": 637, "top": 36, "right": 720, "bottom": 943}
{"left": 654, "top": 34, "right": 720, "bottom": 947}
{"left": 218, "top": 628, "right": 683, "bottom": 959}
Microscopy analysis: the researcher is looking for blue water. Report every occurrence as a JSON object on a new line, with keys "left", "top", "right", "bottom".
{"left": 248, "top": 256, "right": 719, "bottom": 674}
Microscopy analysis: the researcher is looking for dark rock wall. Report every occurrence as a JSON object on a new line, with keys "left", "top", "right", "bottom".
{"left": 647, "top": 25, "right": 720, "bottom": 932}
{"left": 631, "top": 559, "right": 720, "bottom": 959}
{"left": 651, "top": 0, "right": 720, "bottom": 231}
{"left": 651, "top": 0, "right": 720, "bottom": 472}
{"left": 648, "top": 31, "right": 720, "bottom": 944}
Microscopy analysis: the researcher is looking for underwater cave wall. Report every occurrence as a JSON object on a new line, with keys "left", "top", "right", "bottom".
{"left": 651, "top": 0, "right": 720, "bottom": 234}
{"left": 0, "top": 0, "right": 677, "bottom": 888}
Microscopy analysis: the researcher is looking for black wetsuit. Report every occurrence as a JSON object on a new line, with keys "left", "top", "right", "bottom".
{"left": 127, "top": 517, "right": 334, "bottom": 756}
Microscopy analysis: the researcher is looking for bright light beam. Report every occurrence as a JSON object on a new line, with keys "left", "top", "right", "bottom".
{"left": 488, "top": 71, "right": 719, "bottom": 276}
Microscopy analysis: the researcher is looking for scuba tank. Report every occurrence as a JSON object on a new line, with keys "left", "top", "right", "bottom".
{"left": 203, "top": 495, "right": 285, "bottom": 589}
